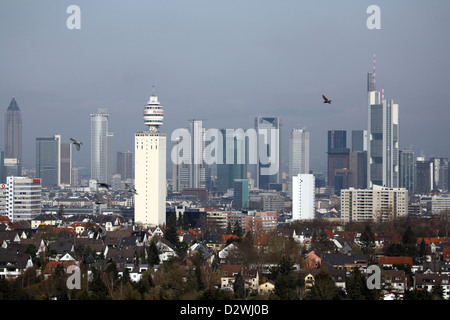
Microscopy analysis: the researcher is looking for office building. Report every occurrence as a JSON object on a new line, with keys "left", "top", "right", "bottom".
{"left": 289, "top": 128, "right": 310, "bottom": 178}
{"left": 36, "top": 135, "right": 61, "bottom": 186}
{"left": 415, "top": 157, "right": 432, "bottom": 195}
{"left": 116, "top": 151, "right": 133, "bottom": 182}
{"left": 4, "top": 98, "right": 22, "bottom": 174}
{"left": 255, "top": 117, "right": 281, "bottom": 190}
{"left": 292, "top": 174, "right": 315, "bottom": 220}
{"left": 367, "top": 72, "right": 399, "bottom": 188}
{"left": 217, "top": 128, "right": 247, "bottom": 193}
{"left": 399, "top": 150, "right": 415, "bottom": 194}
{"left": 340, "top": 185, "right": 408, "bottom": 223}
{"left": 430, "top": 157, "right": 449, "bottom": 192}
{"left": 327, "top": 130, "right": 350, "bottom": 193}
{"left": 233, "top": 179, "right": 249, "bottom": 209}
{"left": 134, "top": 92, "right": 166, "bottom": 227}
{"left": 90, "top": 108, "right": 114, "bottom": 185}
{"left": 352, "top": 130, "right": 368, "bottom": 152}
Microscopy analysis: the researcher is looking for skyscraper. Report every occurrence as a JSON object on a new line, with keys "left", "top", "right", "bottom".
{"left": 289, "top": 129, "right": 310, "bottom": 178}
{"left": 399, "top": 150, "right": 415, "bottom": 194}
{"left": 327, "top": 130, "right": 350, "bottom": 193}
{"left": 4, "top": 98, "right": 22, "bottom": 174}
{"left": 415, "top": 157, "right": 432, "bottom": 195}
{"left": 36, "top": 135, "right": 61, "bottom": 186}
{"left": 233, "top": 179, "right": 249, "bottom": 209}
{"left": 217, "top": 128, "right": 247, "bottom": 193}
{"left": 116, "top": 151, "right": 133, "bottom": 182}
{"left": 188, "top": 120, "right": 211, "bottom": 190}
{"left": 367, "top": 69, "right": 399, "bottom": 188}
{"left": 90, "top": 108, "right": 114, "bottom": 185}
{"left": 134, "top": 92, "right": 166, "bottom": 227}
{"left": 255, "top": 116, "right": 281, "bottom": 190}
{"left": 430, "top": 157, "right": 449, "bottom": 192}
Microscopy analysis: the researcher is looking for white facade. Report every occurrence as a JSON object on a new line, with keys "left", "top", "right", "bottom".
{"left": 134, "top": 94, "right": 166, "bottom": 227}
{"left": 340, "top": 185, "right": 408, "bottom": 223}
{"left": 292, "top": 174, "right": 315, "bottom": 220}
{"left": 5, "top": 176, "right": 42, "bottom": 222}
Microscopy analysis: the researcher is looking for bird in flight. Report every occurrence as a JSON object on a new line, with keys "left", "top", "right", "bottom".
{"left": 322, "top": 95, "right": 332, "bottom": 104}
{"left": 93, "top": 193, "right": 106, "bottom": 205}
{"left": 125, "top": 183, "right": 138, "bottom": 195}
{"left": 70, "top": 138, "right": 83, "bottom": 151}
{"left": 98, "top": 182, "right": 111, "bottom": 190}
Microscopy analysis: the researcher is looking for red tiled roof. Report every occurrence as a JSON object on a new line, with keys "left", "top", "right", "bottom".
{"left": 378, "top": 256, "right": 413, "bottom": 266}
{"left": 417, "top": 237, "right": 450, "bottom": 245}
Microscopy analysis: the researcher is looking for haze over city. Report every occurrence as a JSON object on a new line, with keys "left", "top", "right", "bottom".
{"left": 1, "top": 0, "right": 449, "bottom": 173}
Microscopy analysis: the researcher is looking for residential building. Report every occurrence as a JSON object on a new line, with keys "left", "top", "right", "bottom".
{"left": 5, "top": 176, "right": 42, "bottom": 222}
{"left": 340, "top": 185, "right": 409, "bottom": 222}
{"left": 292, "top": 174, "right": 315, "bottom": 220}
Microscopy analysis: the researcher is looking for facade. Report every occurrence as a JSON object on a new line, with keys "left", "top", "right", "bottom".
{"left": 217, "top": 128, "right": 247, "bottom": 193}
{"left": 399, "top": 150, "right": 415, "bottom": 194}
{"left": 4, "top": 98, "right": 22, "bottom": 175}
{"left": 116, "top": 151, "right": 133, "bottom": 182}
{"left": 430, "top": 157, "right": 449, "bottom": 192}
{"left": 327, "top": 130, "right": 350, "bottom": 194}
{"left": 60, "top": 142, "right": 72, "bottom": 185}
{"left": 233, "top": 179, "right": 249, "bottom": 209}
{"left": 289, "top": 129, "right": 310, "bottom": 179}
{"left": 36, "top": 135, "right": 61, "bottom": 186}
{"left": 90, "top": 108, "right": 114, "bottom": 185}
{"left": 255, "top": 117, "right": 281, "bottom": 190}
{"left": 134, "top": 93, "right": 166, "bottom": 227}
{"left": 352, "top": 130, "right": 368, "bottom": 152}
{"left": 340, "top": 185, "right": 409, "bottom": 223}
{"left": 292, "top": 174, "right": 315, "bottom": 220}
{"left": 415, "top": 157, "right": 432, "bottom": 195}
{"left": 367, "top": 81, "right": 399, "bottom": 189}
{"left": 5, "top": 176, "right": 42, "bottom": 222}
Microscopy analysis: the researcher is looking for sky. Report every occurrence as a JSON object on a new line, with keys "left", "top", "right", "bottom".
{"left": 0, "top": 0, "right": 449, "bottom": 174}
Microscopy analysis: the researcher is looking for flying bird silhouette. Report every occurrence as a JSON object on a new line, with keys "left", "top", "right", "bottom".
{"left": 322, "top": 95, "right": 332, "bottom": 104}
{"left": 70, "top": 138, "right": 83, "bottom": 151}
{"left": 125, "top": 183, "right": 138, "bottom": 195}
{"left": 97, "top": 182, "right": 111, "bottom": 190}
{"left": 93, "top": 193, "right": 106, "bottom": 205}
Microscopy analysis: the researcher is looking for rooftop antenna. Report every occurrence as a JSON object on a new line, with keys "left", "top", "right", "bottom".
{"left": 382, "top": 85, "right": 385, "bottom": 102}
{"left": 152, "top": 84, "right": 155, "bottom": 95}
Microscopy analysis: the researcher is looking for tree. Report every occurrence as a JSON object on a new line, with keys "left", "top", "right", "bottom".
{"left": 165, "top": 213, "right": 179, "bottom": 246}
{"left": 345, "top": 267, "right": 381, "bottom": 300}
{"left": 233, "top": 272, "right": 246, "bottom": 299}
{"left": 148, "top": 241, "right": 160, "bottom": 266}
{"left": 308, "top": 269, "right": 337, "bottom": 300}
{"left": 402, "top": 225, "right": 417, "bottom": 258}
{"left": 360, "top": 224, "right": 376, "bottom": 257}
{"left": 270, "top": 257, "right": 304, "bottom": 300}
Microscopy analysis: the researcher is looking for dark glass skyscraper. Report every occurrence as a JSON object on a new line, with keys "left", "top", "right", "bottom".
{"left": 327, "top": 130, "right": 350, "bottom": 193}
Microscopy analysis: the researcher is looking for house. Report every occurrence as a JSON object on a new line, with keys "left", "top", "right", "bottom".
{"left": 218, "top": 242, "right": 239, "bottom": 264}
{"left": 104, "top": 230, "right": 133, "bottom": 248}
{"left": 0, "top": 248, "right": 34, "bottom": 279}
{"left": 47, "top": 240, "right": 75, "bottom": 260}
{"left": 258, "top": 280, "right": 275, "bottom": 296}
{"left": 43, "top": 260, "right": 78, "bottom": 279}
{"left": 303, "top": 250, "right": 321, "bottom": 269}
{"left": 155, "top": 239, "right": 177, "bottom": 262}
{"left": 322, "top": 253, "right": 369, "bottom": 275}
{"left": 414, "top": 271, "right": 450, "bottom": 299}
{"left": 186, "top": 242, "right": 215, "bottom": 266}
{"left": 31, "top": 213, "right": 62, "bottom": 230}
{"left": 381, "top": 269, "right": 408, "bottom": 299}
{"left": 378, "top": 256, "right": 413, "bottom": 268}
{"left": 220, "top": 265, "right": 259, "bottom": 293}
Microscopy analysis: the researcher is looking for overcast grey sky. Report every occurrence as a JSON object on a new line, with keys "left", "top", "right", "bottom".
{"left": 1, "top": 0, "right": 449, "bottom": 173}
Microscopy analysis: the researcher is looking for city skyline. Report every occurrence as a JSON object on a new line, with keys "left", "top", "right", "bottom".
{"left": 0, "top": 1, "right": 449, "bottom": 173}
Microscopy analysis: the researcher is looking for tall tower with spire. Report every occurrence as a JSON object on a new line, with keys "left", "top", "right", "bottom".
{"left": 134, "top": 89, "right": 166, "bottom": 227}
{"left": 4, "top": 98, "right": 22, "bottom": 174}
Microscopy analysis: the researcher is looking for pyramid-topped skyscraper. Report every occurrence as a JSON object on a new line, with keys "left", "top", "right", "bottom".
{"left": 4, "top": 98, "right": 22, "bottom": 174}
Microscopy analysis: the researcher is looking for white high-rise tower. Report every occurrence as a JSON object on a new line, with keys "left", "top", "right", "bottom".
{"left": 134, "top": 90, "right": 166, "bottom": 227}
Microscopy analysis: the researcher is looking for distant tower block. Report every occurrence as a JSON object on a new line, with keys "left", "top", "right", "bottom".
{"left": 134, "top": 89, "right": 167, "bottom": 227}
